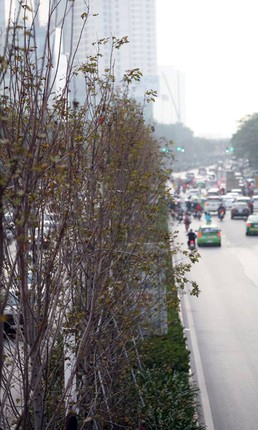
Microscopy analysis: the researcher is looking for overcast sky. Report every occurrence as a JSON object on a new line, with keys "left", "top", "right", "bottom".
{"left": 156, "top": 0, "right": 258, "bottom": 138}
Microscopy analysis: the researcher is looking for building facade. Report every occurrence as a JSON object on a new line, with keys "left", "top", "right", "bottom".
{"left": 154, "top": 66, "right": 186, "bottom": 126}
{"left": 57, "top": 0, "right": 157, "bottom": 114}
{"left": 0, "top": 1, "right": 185, "bottom": 126}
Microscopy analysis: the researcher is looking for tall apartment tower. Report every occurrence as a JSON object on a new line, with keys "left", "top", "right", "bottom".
{"left": 154, "top": 66, "right": 186, "bottom": 125}
{"left": 0, "top": 0, "right": 158, "bottom": 118}
{"left": 0, "top": 0, "right": 6, "bottom": 54}
{"left": 62, "top": 0, "right": 158, "bottom": 113}
{"left": 73, "top": 0, "right": 157, "bottom": 75}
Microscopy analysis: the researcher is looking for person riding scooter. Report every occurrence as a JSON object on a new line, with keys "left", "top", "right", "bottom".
{"left": 217, "top": 202, "right": 226, "bottom": 220}
{"left": 204, "top": 211, "right": 212, "bottom": 224}
{"left": 194, "top": 201, "right": 203, "bottom": 220}
{"left": 184, "top": 213, "right": 191, "bottom": 231}
{"left": 187, "top": 228, "right": 197, "bottom": 249}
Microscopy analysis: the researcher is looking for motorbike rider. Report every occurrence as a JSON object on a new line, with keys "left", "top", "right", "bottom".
{"left": 194, "top": 201, "right": 203, "bottom": 219}
{"left": 217, "top": 202, "right": 226, "bottom": 218}
{"left": 186, "top": 198, "right": 192, "bottom": 213}
{"left": 187, "top": 228, "right": 197, "bottom": 248}
{"left": 204, "top": 211, "right": 212, "bottom": 224}
{"left": 184, "top": 212, "right": 191, "bottom": 231}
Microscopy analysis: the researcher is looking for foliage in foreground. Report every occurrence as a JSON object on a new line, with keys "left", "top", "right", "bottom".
{"left": 0, "top": 2, "right": 202, "bottom": 429}
{"left": 136, "top": 367, "right": 202, "bottom": 430}
{"left": 115, "top": 325, "right": 203, "bottom": 429}
{"left": 111, "top": 247, "right": 202, "bottom": 429}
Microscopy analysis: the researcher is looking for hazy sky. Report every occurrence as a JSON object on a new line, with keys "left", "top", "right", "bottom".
{"left": 156, "top": 0, "right": 258, "bottom": 138}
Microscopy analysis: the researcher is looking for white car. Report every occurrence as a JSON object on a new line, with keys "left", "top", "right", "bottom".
{"left": 204, "top": 196, "right": 223, "bottom": 213}
{"left": 43, "top": 213, "right": 56, "bottom": 233}
{"left": 207, "top": 187, "right": 220, "bottom": 196}
{"left": 252, "top": 196, "right": 258, "bottom": 212}
{"left": 221, "top": 195, "right": 235, "bottom": 209}
{"left": 4, "top": 290, "right": 22, "bottom": 335}
{"left": 186, "top": 188, "right": 200, "bottom": 199}
{"left": 231, "top": 188, "right": 242, "bottom": 195}
{"left": 234, "top": 196, "right": 252, "bottom": 204}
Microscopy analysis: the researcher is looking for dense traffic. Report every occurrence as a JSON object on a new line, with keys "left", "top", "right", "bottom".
{"left": 168, "top": 158, "right": 258, "bottom": 248}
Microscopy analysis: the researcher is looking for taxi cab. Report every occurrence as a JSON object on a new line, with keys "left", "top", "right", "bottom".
{"left": 197, "top": 224, "right": 221, "bottom": 247}
{"left": 246, "top": 215, "right": 258, "bottom": 235}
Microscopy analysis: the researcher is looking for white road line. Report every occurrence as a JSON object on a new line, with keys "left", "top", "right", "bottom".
{"left": 170, "top": 219, "right": 214, "bottom": 429}
{"left": 183, "top": 291, "right": 215, "bottom": 430}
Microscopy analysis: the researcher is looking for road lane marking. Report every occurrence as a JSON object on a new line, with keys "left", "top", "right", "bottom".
{"left": 171, "top": 219, "right": 215, "bottom": 429}
{"left": 182, "top": 290, "right": 215, "bottom": 430}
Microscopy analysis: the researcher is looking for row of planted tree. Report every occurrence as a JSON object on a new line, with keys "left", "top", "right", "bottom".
{"left": 0, "top": 3, "right": 202, "bottom": 429}
{"left": 0, "top": 3, "right": 163, "bottom": 429}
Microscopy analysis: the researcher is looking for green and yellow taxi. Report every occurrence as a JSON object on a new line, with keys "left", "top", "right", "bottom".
{"left": 197, "top": 224, "right": 221, "bottom": 247}
{"left": 246, "top": 215, "right": 258, "bottom": 236}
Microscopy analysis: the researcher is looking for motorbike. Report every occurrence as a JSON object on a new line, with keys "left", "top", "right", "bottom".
{"left": 184, "top": 221, "right": 191, "bottom": 232}
{"left": 188, "top": 239, "right": 196, "bottom": 251}
{"left": 218, "top": 209, "right": 225, "bottom": 221}
{"left": 205, "top": 213, "right": 212, "bottom": 224}
{"left": 177, "top": 211, "right": 184, "bottom": 223}
{"left": 193, "top": 210, "right": 202, "bottom": 220}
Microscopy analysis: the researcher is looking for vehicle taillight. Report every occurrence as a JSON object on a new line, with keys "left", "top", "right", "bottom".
{"left": 247, "top": 223, "right": 251, "bottom": 227}
{"left": 198, "top": 232, "right": 202, "bottom": 238}
{"left": 217, "top": 231, "right": 221, "bottom": 237}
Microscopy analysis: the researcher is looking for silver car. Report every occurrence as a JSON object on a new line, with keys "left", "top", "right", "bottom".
{"left": 204, "top": 196, "right": 223, "bottom": 213}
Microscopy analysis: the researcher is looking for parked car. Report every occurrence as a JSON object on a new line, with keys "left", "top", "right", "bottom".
{"left": 43, "top": 212, "right": 57, "bottom": 234}
{"left": 4, "top": 211, "right": 15, "bottom": 243}
{"left": 231, "top": 202, "right": 250, "bottom": 219}
{"left": 246, "top": 214, "right": 258, "bottom": 235}
{"left": 3, "top": 290, "right": 22, "bottom": 335}
{"left": 197, "top": 224, "right": 221, "bottom": 247}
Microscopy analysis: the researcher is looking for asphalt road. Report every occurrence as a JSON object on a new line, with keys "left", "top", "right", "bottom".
{"left": 172, "top": 212, "right": 258, "bottom": 430}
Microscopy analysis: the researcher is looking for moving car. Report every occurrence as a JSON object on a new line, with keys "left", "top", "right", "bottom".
{"left": 186, "top": 188, "right": 200, "bottom": 199}
{"left": 204, "top": 196, "right": 223, "bottom": 213}
{"left": 221, "top": 194, "right": 235, "bottom": 209}
{"left": 246, "top": 214, "right": 258, "bottom": 235}
{"left": 252, "top": 196, "right": 258, "bottom": 212}
{"left": 233, "top": 196, "right": 254, "bottom": 213}
{"left": 197, "top": 224, "right": 221, "bottom": 247}
{"left": 207, "top": 187, "right": 220, "bottom": 196}
{"left": 231, "top": 202, "right": 250, "bottom": 219}
{"left": 231, "top": 188, "right": 242, "bottom": 195}
{"left": 234, "top": 196, "right": 252, "bottom": 204}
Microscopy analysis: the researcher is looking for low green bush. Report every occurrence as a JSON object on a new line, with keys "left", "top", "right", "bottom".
{"left": 136, "top": 367, "right": 202, "bottom": 430}
{"left": 115, "top": 214, "right": 203, "bottom": 428}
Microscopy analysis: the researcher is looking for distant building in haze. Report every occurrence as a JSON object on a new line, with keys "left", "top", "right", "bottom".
{"left": 61, "top": 0, "right": 158, "bottom": 119}
{"left": 1, "top": 0, "right": 181, "bottom": 125}
{"left": 153, "top": 66, "right": 186, "bottom": 126}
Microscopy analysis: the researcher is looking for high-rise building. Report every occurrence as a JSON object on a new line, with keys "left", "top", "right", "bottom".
{"left": 61, "top": 0, "right": 158, "bottom": 115}
{"left": 64, "top": 0, "right": 157, "bottom": 77}
{"left": 0, "top": 0, "right": 175, "bottom": 122}
{"left": 0, "top": 0, "right": 6, "bottom": 54}
{"left": 154, "top": 66, "right": 186, "bottom": 125}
